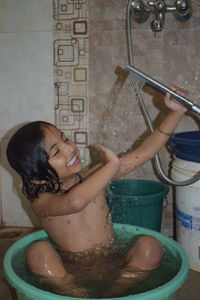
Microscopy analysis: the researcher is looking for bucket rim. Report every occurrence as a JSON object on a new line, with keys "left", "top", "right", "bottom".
{"left": 170, "top": 131, "right": 200, "bottom": 144}
{"left": 107, "top": 179, "right": 169, "bottom": 199}
{"left": 3, "top": 224, "right": 189, "bottom": 300}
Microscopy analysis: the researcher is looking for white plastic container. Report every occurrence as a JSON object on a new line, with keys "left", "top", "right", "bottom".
{"left": 171, "top": 156, "right": 200, "bottom": 272}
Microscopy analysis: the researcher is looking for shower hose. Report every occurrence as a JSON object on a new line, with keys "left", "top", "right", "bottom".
{"left": 126, "top": 0, "right": 200, "bottom": 186}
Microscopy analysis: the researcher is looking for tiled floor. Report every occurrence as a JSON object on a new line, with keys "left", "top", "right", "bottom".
{"left": 0, "top": 227, "right": 200, "bottom": 300}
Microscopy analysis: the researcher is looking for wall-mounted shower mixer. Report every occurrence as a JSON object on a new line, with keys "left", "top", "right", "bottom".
{"left": 130, "top": 0, "right": 192, "bottom": 32}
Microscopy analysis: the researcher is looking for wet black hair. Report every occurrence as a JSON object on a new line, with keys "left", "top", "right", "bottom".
{"left": 6, "top": 121, "right": 60, "bottom": 201}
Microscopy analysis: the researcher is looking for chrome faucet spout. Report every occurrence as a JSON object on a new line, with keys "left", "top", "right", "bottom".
{"left": 150, "top": 0, "right": 167, "bottom": 32}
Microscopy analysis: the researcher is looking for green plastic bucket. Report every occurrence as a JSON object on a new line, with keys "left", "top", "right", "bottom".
{"left": 3, "top": 224, "right": 188, "bottom": 300}
{"left": 106, "top": 180, "right": 169, "bottom": 232}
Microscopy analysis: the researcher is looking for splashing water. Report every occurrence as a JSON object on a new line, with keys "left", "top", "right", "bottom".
{"left": 118, "top": 73, "right": 145, "bottom": 102}
{"left": 100, "top": 73, "right": 146, "bottom": 155}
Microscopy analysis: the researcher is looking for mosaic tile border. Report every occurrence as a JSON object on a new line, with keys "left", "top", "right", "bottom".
{"left": 53, "top": 0, "right": 89, "bottom": 165}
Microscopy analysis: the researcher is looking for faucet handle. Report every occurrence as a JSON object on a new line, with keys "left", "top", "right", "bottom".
{"left": 131, "top": 0, "right": 150, "bottom": 23}
{"left": 174, "top": 0, "right": 192, "bottom": 20}
{"left": 131, "top": 0, "right": 145, "bottom": 12}
{"left": 176, "top": 0, "right": 188, "bottom": 11}
{"left": 148, "top": 0, "right": 157, "bottom": 6}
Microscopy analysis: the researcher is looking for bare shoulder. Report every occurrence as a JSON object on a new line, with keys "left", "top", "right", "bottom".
{"left": 31, "top": 192, "right": 60, "bottom": 217}
{"left": 31, "top": 188, "right": 82, "bottom": 217}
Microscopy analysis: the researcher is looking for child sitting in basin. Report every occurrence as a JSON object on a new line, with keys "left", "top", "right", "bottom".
{"left": 6, "top": 87, "right": 187, "bottom": 298}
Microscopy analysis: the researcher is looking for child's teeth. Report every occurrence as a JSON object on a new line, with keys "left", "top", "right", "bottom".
{"left": 67, "top": 156, "right": 76, "bottom": 166}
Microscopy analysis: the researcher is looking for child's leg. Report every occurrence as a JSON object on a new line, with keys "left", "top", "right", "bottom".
{"left": 26, "top": 241, "right": 89, "bottom": 297}
{"left": 103, "top": 235, "right": 164, "bottom": 297}
{"left": 126, "top": 235, "right": 164, "bottom": 270}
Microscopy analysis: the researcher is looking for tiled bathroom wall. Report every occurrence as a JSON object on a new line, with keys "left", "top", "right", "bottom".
{"left": 53, "top": 0, "right": 90, "bottom": 165}
{"left": 0, "top": 0, "right": 54, "bottom": 226}
{"left": 89, "top": 0, "right": 200, "bottom": 236}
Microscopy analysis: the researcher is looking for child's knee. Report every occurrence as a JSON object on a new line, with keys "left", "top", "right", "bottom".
{"left": 27, "top": 240, "right": 52, "bottom": 260}
{"left": 27, "top": 241, "right": 52, "bottom": 273}
{"left": 126, "top": 235, "right": 164, "bottom": 270}
{"left": 26, "top": 241, "right": 66, "bottom": 278}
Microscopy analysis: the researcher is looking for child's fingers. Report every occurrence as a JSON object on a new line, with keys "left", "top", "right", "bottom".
{"left": 93, "top": 144, "right": 104, "bottom": 152}
{"left": 171, "top": 85, "right": 188, "bottom": 97}
{"left": 87, "top": 144, "right": 103, "bottom": 150}
{"left": 87, "top": 144, "right": 107, "bottom": 156}
{"left": 165, "top": 92, "right": 171, "bottom": 99}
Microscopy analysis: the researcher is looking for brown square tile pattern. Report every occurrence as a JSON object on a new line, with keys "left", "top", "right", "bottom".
{"left": 53, "top": 0, "right": 89, "bottom": 166}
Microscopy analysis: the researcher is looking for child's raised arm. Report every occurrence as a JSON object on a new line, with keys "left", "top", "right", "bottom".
{"left": 32, "top": 145, "right": 119, "bottom": 217}
{"left": 115, "top": 86, "right": 188, "bottom": 178}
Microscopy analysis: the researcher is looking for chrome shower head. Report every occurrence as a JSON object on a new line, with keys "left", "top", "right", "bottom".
{"left": 126, "top": 64, "right": 200, "bottom": 116}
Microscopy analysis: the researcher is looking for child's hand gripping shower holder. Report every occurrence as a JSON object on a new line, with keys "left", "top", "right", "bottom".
{"left": 127, "top": 64, "right": 200, "bottom": 116}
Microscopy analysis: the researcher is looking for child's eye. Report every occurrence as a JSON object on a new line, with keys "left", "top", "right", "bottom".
{"left": 53, "top": 149, "right": 59, "bottom": 157}
{"left": 61, "top": 132, "right": 70, "bottom": 143}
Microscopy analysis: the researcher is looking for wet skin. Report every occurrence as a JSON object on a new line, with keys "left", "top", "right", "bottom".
{"left": 27, "top": 88, "right": 187, "bottom": 297}
{"left": 27, "top": 125, "right": 163, "bottom": 297}
{"left": 31, "top": 125, "right": 116, "bottom": 252}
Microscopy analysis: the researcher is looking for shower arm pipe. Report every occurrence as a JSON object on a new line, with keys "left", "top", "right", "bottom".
{"left": 127, "top": 0, "right": 134, "bottom": 66}
{"left": 138, "top": 5, "right": 177, "bottom": 13}
{"left": 126, "top": 0, "right": 200, "bottom": 186}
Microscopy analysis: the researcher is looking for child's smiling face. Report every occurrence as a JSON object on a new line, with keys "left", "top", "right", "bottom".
{"left": 43, "top": 125, "right": 82, "bottom": 182}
